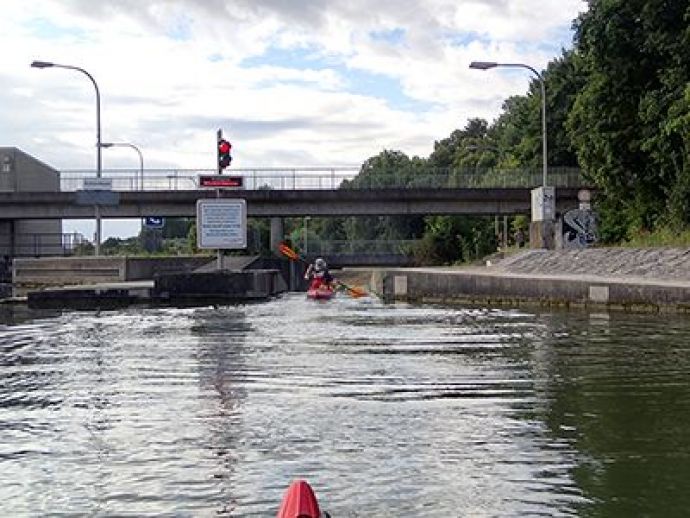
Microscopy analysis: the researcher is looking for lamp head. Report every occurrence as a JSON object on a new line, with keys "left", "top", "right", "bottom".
{"left": 469, "top": 61, "right": 498, "bottom": 70}
{"left": 31, "top": 60, "right": 54, "bottom": 69}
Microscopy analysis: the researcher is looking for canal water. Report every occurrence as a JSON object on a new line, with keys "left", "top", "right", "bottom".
{"left": 2, "top": 295, "right": 690, "bottom": 517}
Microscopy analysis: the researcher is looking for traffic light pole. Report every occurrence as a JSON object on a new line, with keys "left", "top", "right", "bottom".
{"left": 214, "top": 128, "right": 235, "bottom": 269}
{"left": 216, "top": 128, "right": 222, "bottom": 269}
{"left": 217, "top": 128, "right": 223, "bottom": 175}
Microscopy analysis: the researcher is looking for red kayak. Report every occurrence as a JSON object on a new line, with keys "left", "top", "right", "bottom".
{"left": 306, "top": 286, "right": 335, "bottom": 300}
{"left": 277, "top": 479, "right": 324, "bottom": 518}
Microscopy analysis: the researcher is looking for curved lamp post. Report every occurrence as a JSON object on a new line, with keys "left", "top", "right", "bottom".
{"left": 469, "top": 61, "right": 547, "bottom": 188}
{"left": 101, "top": 142, "right": 145, "bottom": 237}
{"left": 31, "top": 60, "right": 103, "bottom": 255}
{"left": 101, "top": 142, "right": 144, "bottom": 190}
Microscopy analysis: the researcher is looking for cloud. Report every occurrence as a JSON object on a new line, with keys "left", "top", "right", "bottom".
{"left": 1, "top": 0, "right": 587, "bottom": 173}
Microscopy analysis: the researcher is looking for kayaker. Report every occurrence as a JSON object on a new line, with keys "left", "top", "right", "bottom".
{"left": 304, "top": 257, "right": 334, "bottom": 289}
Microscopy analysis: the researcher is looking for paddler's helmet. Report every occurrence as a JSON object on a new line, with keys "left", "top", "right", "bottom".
{"left": 314, "top": 257, "right": 327, "bottom": 271}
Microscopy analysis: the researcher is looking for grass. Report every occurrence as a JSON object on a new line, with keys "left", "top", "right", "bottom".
{"left": 622, "top": 227, "right": 690, "bottom": 248}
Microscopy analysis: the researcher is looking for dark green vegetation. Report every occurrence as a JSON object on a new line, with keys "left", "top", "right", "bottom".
{"left": 96, "top": 1, "right": 688, "bottom": 262}
{"left": 89, "top": 217, "right": 270, "bottom": 258}
{"left": 569, "top": 0, "right": 690, "bottom": 241}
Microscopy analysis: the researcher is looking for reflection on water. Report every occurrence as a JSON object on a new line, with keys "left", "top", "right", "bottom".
{"left": 1, "top": 296, "right": 690, "bottom": 516}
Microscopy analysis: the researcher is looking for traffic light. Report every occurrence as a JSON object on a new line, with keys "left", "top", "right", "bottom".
{"left": 218, "top": 138, "right": 232, "bottom": 170}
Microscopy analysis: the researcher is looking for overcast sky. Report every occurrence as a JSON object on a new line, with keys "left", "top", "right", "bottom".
{"left": 1, "top": 0, "right": 586, "bottom": 237}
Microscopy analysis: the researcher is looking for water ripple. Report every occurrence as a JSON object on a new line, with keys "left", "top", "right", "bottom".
{"left": 1, "top": 299, "right": 689, "bottom": 515}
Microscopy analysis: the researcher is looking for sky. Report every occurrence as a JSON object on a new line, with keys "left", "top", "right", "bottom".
{"left": 1, "top": 0, "right": 587, "bottom": 239}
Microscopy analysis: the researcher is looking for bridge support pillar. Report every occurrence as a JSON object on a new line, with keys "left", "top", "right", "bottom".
{"left": 530, "top": 220, "right": 556, "bottom": 250}
{"left": 530, "top": 187, "right": 556, "bottom": 249}
{"left": 269, "top": 217, "right": 284, "bottom": 255}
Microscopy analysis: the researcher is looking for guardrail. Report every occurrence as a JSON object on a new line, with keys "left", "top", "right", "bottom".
{"left": 304, "top": 239, "right": 420, "bottom": 255}
{"left": 0, "top": 232, "right": 87, "bottom": 257}
{"left": 58, "top": 167, "right": 587, "bottom": 191}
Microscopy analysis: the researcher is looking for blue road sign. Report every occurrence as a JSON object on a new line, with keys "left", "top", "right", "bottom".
{"left": 144, "top": 216, "right": 165, "bottom": 228}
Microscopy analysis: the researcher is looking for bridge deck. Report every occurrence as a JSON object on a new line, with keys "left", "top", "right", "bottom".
{"left": 0, "top": 187, "right": 585, "bottom": 219}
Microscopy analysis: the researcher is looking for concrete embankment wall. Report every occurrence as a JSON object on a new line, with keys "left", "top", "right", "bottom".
{"left": 374, "top": 269, "right": 690, "bottom": 312}
{"left": 25, "top": 269, "right": 287, "bottom": 310}
{"left": 12, "top": 256, "right": 214, "bottom": 292}
{"left": 372, "top": 248, "right": 690, "bottom": 313}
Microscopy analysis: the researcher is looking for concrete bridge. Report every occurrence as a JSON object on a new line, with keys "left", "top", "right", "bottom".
{"left": 0, "top": 186, "right": 583, "bottom": 219}
{"left": 1, "top": 156, "right": 591, "bottom": 257}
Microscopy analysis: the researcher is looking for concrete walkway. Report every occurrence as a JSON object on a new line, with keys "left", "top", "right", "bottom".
{"left": 362, "top": 248, "right": 690, "bottom": 312}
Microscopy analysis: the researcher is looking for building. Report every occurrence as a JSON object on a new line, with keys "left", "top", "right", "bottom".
{"left": 0, "top": 147, "right": 64, "bottom": 257}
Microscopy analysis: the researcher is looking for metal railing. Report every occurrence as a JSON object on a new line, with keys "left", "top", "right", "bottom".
{"left": 58, "top": 166, "right": 588, "bottom": 192}
{"left": 0, "top": 232, "right": 88, "bottom": 257}
{"left": 59, "top": 167, "right": 360, "bottom": 192}
{"left": 304, "top": 239, "right": 420, "bottom": 255}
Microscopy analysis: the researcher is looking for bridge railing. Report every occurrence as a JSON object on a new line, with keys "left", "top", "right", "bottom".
{"left": 59, "top": 167, "right": 360, "bottom": 192}
{"left": 58, "top": 167, "right": 587, "bottom": 191}
{"left": 304, "top": 239, "right": 420, "bottom": 255}
{"left": 0, "top": 232, "right": 88, "bottom": 258}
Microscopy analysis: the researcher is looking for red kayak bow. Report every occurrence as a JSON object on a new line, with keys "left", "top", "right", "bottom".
{"left": 277, "top": 479, "right": 321, "bottom": 518}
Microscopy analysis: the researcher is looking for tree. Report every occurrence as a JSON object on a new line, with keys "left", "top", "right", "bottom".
{"left": 339, "top": 150, "right": 427, "bottom": 243}
{"left": 567, "top": 0, "right": 690, "bottom": 238}
{"left": 429, "top": 117, "right": 494, "bottom": 170}
{"left": 161, "top": 217, "right": 194, "bottom": 239}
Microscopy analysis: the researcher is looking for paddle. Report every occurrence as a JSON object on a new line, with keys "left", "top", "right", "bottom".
{"left": 278, "top": 243, "right": 368, "bottom": 298}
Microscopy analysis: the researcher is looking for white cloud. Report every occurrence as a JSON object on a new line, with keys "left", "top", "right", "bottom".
{"left": 1, "top": 0, "right": 587, "bottom": 174}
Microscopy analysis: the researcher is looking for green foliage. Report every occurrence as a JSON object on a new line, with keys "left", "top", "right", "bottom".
{"left": 512, "top": 215, "right": 529, "bottom": 233}
{"left": 187, "top": 222, "right": 197, "bottom": 252}
{"left": 542, "top": 51, "right": 585, "bottom": 168}
{"left": 162, "top": 218, "right": 194, "bottom": 239}
{"left": 342, "top": 149, "right": 428, "bottom": 188}
{"left": 567, "top": 0, "right": 690, "bottom": 235}
{"left": 72, "top": 241, "right": 95, "bottom": 256}
{"left": 623, "top": 227, "right": 690, "bottom": 247}
{"left": 410, "top": 215, "right": 496, "bottom": 265}
{"left": 101, "top": 236, "right": 141, "bottom": 255}
{"left": 337, "top": 150, "right": 427, "bottom": 244}
{"left": 249, "top": 219, "right": 266, "bottom": 254}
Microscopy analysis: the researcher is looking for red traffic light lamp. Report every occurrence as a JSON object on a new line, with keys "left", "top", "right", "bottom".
{"left": 218, "top": 138, "right": 232, "bottom": 171}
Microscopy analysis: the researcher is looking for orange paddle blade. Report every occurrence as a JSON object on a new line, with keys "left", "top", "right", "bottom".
{"left": 338, "top": 282, "right": 367, "bottom": 298}
{"left": 347, "top": 286, "right": 368, "bottom": 298}
{"left": 278, "top": 243, "right": 299, "bottom": 260}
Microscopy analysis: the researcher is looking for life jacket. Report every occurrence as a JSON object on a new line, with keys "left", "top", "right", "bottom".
{"left": 309, "top": 269, "right": 333, "bottom": 289}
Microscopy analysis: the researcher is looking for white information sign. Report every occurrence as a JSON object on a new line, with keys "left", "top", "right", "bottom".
{"left": 196, "top": 199, "right": 247, "bottom": 249}
{"left": 82, "top": 177, "right": 113, "bottom": 191}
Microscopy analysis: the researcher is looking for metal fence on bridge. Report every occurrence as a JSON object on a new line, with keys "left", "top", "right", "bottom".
{"left": 58, "top": 167, "right": 587, "bottom": 192}
{"left": 301, "top": 239, "right": 420, "bottom": 255}
{"left": 0, "top": 232, "right": 87, "bottom": 258}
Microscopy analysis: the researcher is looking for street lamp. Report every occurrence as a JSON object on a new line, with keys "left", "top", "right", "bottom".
{"left": 31, "top": 60, "right": 104, "bottom": 255}
{"left": 100, "top": 142, "right": 144, "bottom": 190}
{"left": 469, "top": 61, "right": 547, "bottom": 188}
